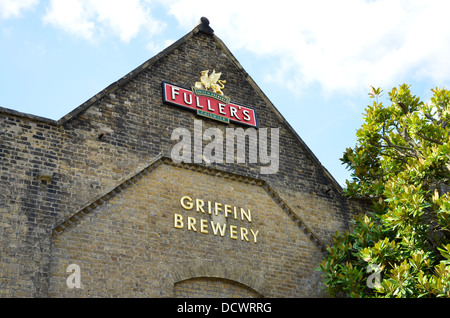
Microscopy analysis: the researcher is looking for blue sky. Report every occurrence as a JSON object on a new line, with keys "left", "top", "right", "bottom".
{"left": 2, "top": 0, "right": 450, "bottom": 187}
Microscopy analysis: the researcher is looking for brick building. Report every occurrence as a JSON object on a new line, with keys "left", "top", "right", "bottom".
{"left": 0, "top": 18, "right": 367, "bottom": 297}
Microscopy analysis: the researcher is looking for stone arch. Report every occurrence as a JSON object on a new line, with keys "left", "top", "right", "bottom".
{"left": 174, "top": 277, "right": 262, "bottom": 298}
{"left": 170, "top": 260, "right": 268, "bottom": 297}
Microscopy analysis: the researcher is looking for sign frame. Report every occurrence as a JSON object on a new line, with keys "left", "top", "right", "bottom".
{"left": 162, "top": 81, "right": 258, "bottom": 128}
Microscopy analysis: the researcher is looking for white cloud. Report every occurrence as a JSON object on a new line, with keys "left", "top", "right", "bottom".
{"left": 43, "top": 0, "right": 164, "bottom": 43}
{"left": 146, "top": 38, "right": 174, "bottom": 53}
{"left": 43, "top": 0, "right": 95, "bottom": 40}
{"left": 35, "top": 0, "right": 450, "bottom": 97}
{"left": 161, "top": 0, "right": 450, "bottom": 96}
{"left": 0, "top": 0, "right": 39, "bottom": 19}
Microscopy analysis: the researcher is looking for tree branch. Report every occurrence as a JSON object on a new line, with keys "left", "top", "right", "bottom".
{"left": 417, "top": 133, "right": 444, "bottom": 146}
{"left": 379, "top": 136, "right": 419, "bottom": 159}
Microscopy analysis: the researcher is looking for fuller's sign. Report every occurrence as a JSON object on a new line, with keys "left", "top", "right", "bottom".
{"left": 162, "top": 70, "right": 258, "bottom": 127}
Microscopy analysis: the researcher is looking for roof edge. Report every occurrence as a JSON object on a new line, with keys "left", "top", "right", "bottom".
{"left": 0, "top": 28, "right": 200, "bottom": 126}
{"left": 212, "top": 36, "right": 344, "bottom": 194}
{"left": 57, "top": 29, "right": 201, "bottom": 126}
{"left": 0, "top": 106, "right": 58, "bottom": 125}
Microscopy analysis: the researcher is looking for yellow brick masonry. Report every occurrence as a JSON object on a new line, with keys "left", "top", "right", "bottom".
{"left": 49, "top": 163, "right": 325, "bottom": 297}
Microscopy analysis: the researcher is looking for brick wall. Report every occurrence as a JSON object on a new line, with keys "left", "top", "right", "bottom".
{"left": 48, "top": 163, "right": 328, "bottom": 297}
{"left": 0, "top": 26, "right": 370, "bottom": 297}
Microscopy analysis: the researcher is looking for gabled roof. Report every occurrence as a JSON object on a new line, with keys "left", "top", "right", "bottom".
{"left": 0, "top": 17, "right": 342, "bottom": 193}
{"left": 52, "top": 155, "right": 327, "bottom": 253}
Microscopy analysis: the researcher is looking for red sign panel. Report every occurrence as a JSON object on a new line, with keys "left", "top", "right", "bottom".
{"left": 162, "top": 82, "right": 258, "bottom": 128}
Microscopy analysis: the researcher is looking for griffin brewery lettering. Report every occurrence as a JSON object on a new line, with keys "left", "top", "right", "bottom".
{"left": 174, "top": 195, "right": 260, "bottom": 243}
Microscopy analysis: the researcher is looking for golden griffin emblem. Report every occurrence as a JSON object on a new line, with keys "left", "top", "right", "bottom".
{"left": 194, "top": 70, "right": 226, "bottom": 96}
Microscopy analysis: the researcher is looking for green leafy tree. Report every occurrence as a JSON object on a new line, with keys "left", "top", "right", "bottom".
{"left": 318, "top": 84, "right": 450, "bottom": 297}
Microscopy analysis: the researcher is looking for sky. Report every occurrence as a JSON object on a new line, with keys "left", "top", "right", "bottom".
{"left": 1, "top": 0, "right": 450, "bottom": 187}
